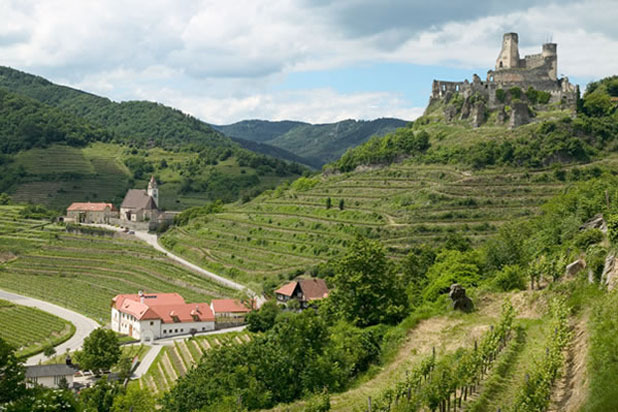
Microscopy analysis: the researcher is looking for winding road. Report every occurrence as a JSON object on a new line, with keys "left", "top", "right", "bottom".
{"left": 0, "top": 289, "right": 99, "bottom": 365}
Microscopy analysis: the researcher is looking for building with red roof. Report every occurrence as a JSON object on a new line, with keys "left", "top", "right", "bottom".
{"left": 210, "top": 299, "right": 251, "bottom": 325}
{"left": 274, "top": 278, "right": 329, "bottom": 308}
{"left": 111, "top": 291, "right": 215, "bottom": 342}
{"left": 66, "top": 202, "right": 118, "bottom": 224}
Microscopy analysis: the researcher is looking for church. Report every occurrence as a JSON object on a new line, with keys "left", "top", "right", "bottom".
{"left": 120, "top": 175, "right": 160, "bottom": 223}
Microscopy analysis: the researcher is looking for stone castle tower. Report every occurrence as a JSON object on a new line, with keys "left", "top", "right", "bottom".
{"left": 148, "top": 175, "right": 159, "bottom": 208}
{"left": 496, "top": 33, "right": 520, "bottom": 70}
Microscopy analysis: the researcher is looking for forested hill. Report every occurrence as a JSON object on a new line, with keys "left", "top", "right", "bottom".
{"left": 213, "top": 117, "right": 409, "bottom": 167}
{"left": 0, "top": 66, "right": 308, "bottom": 208}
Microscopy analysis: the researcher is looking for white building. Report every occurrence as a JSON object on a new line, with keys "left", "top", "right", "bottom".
{"left": 111, "top": 292, "right": 215, "bottom": 342}
{"left": 25, "top": 364, "right": 77, "bottom": 388}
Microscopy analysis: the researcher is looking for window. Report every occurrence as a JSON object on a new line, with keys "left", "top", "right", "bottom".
{"left": 174, "top": 329, "right": 178, "bottom": 333}
{"left": 54, "top": 375, "right": 64, "bottom": 385}
{"left": 150, "top": 321, "right": 154, "bottom": 326}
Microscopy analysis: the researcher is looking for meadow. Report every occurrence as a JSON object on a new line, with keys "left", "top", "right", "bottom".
{"left": 0, "top": 205, "right": 234, "bottom": 323}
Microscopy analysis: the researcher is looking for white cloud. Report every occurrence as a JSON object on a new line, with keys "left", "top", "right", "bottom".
{"left": 0, "top": 0, "right": 616, "bottom": 123}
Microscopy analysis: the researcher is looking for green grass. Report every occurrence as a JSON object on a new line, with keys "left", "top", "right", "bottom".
{"left": 0, "top": 299, "right": 75, "bottom": 359}
{"left": 0, "top": 205, "right": 235, "bottom": 323}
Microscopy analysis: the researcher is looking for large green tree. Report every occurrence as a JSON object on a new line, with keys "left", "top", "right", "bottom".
{"left": 77, "top": 328, "right": 121, "bottom": 374}
{"left": 0, "top": 338, "right": 26, "bottom": 404}
{"left": 329, "top": 236, "right": 408, "bottom": 327}
{"left": 111, "top": 385, "right": 155, "bottom": 412}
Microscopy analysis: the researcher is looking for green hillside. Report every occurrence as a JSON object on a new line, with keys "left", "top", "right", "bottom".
{"left": 214, "top": 118, "right": 408, "bottom": 167}
{"left": 0, "top": 205, "right": 234, "bottom": 322}
{"left": 0, "top": 67, "right": 307, "bottom": 208}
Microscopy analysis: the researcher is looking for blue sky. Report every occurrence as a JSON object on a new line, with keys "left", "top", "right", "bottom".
{"left": 0, "top": 0, "right": 615, "bottom": 123}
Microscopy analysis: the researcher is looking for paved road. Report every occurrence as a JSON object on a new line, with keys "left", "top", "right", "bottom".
{"left": 0, "top": 289, "right": 100, "bottom": 365}
{"left": 86, "top": 224, "right": 265, "bottom": 307}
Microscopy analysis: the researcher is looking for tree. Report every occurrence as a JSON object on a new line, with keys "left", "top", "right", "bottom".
{"left": 246, "top": 300, "right": 280, "bottom": 333}
{"left": 111, "top": 385, "right": 155, "bottom": 412}
{"left": 0, "top": 338, "right": 26, "bottom": 404}
{"left": 80, "top": 375, "right": 122, "bottom": 412}
{"left": 338, "top": 199, "right": 344, "bottom": 210}
{"left": 325, "top": 197, "right": 332, "bottom": 209}
{"left": 77, "top": 328, "right": 121, "bottom": 374}
{"left": 116, "top": 356, "right": 133, "bottom": 382}
{"left": 0, "top": 193, "right": 10, "bottom": 205}
{"left": 329, "top": 236, "right": 408, "bottom": 327}
{"left": 43, "top": 344, "right": 56, "bottom": 359}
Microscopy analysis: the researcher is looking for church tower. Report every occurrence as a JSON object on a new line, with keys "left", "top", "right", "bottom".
{"left": 496, "top": 33, "right": 520, "bottom": 70}
{"left": 148, "top": 176, "right": 159, "bottom": 208}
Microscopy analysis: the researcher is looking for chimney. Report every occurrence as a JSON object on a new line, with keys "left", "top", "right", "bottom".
{"left": 138, "top": 290, "right": 144, "bottom": 304}
{"left": 65, "top": 354, "right": 72, "bottom": 366}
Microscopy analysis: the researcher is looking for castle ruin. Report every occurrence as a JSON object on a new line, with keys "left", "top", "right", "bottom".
{"left": 429, "top": 33, "right": 578, "bottom": 127}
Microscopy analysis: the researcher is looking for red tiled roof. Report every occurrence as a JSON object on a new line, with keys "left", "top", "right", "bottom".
{"left": 211, "top": 299, "right": 251, "bottom": 314}
{"left": 112, "top": 293, "right": 214, "bottom": 323}
{"left": 274, "top": 281, "right": 298, "bottom": 297}
{"left": 67, "top": 202, "right": 116, "bottom": 212}
{"left": 298, "top": 278, "right": 329, "bottom": 300}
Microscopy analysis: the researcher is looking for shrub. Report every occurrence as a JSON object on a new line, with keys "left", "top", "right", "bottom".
{"left": 495, "top": 88, "right": 506, "bottom": 103}
{"left": 573, "top": 228, "right": 604, "bottom": 249}
{"left": 304, "top": 390, "right": 330, "bottom": 412}
{"left": 493, "top": 265, "right": 526, "bottom": 291}
{"left": 509, "top": 87, "right": 522, "bottom": 99}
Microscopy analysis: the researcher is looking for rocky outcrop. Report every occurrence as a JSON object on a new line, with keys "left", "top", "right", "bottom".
{"left": 444, "top": 104, "right": 458, "bottom": 122}
{"left": 565, "top": 259, "right": 586, "bottom": 277}
{"left": 449, "top": 284, "right": 474, "bottom": 312}
{"left": 471, "top": 101, "right": 486, "bottom": 128}
{"left": 496, "top": 106, "right": 507, "bottom": 124}
{"left": 601, "top": 253, "right": 618, "bottom": 291}
{"left": 509, "top": 102, "right": 530, "bottom": 128}
{"left": 579, "top": 214, "right": 607, "bottom": 233}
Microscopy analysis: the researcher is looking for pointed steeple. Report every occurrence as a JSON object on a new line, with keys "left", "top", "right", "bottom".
{"left": 147, "top": 176, "right": 159, "bottom": 208}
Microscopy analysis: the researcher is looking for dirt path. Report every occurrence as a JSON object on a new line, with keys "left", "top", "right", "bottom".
{"left": 548, "top": 313, "right": 590, "bottom": 412}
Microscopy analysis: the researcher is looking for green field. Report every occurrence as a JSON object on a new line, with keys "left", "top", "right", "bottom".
{"left": 0, "top": 205, "right": 234, "bottom": 322}
{"left": 139, "top": 331, "right": 251, "bottom": 394}
{"left": 160, "top": 155, "right": 618, "bottom": 286}
{"left": 0, "top": 299, "right": 74, "bottom": 358}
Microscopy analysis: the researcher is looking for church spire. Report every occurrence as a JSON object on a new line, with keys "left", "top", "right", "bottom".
{"left": 148, "top": 176, "right": 159, "bottom": 208}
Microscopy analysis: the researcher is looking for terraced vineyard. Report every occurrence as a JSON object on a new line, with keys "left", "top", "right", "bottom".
{"left": 161, "top": 157, "right": 618, "bottom": 285}
{"left": 0, "top": 205, "right": 234, "bottom": 322}
{"left": 138, "top": 331, "right": 251, "bottom": 394}
{"left": 0, "top": 299, "right": 74, "bottom": 358}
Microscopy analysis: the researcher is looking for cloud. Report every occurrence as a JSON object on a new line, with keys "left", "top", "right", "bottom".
{"left": 0, "top": 0, "right": 616, "bottom": 123}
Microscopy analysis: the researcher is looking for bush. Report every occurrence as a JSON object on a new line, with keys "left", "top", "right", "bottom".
{"left": 304, "top": 390, "right": 330, "bottom": 412}
{"left": 509, "top": 87, "right": 522, "bottom": 100}
{"left": 573, "top": 228, "right": 604, "bottom": 249}
{"left": 0, "top": 193, "right": 10, "bottom": 205}
{"left": 493, "top": 265, "right": 526, "bottom": 291}
{"left": 495, "top": 88, "right": 506, "bottom": 103}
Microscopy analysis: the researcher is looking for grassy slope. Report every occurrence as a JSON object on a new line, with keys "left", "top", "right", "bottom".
{"left": 0, "top": 205, "right": 234, "bottom": 322}
{"left": 0, "top": 299, "right": 74, "bottom": 358}
{"left": 160, "top": 152, "right": 618, "bottom": 285}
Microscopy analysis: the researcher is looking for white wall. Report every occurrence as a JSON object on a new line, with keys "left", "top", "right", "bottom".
{"left": 112, "top": 308, "right": 215, "bottom": 341}
{"left": 27, "top": 374, "right": 74, "bottom": 389}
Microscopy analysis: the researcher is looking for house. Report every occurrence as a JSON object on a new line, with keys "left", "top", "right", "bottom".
{"left": 66, "top": 202, "right": 118, "bottom": 224}
{"left": 210, "top": 299, "right": 251, "bottom": 326}
{"left": 120, "top": 176, "right": 160, "bottom": 223}
{"left": 25, "top": 364, "right": 78, "bottom": 389}
{"left": 274, "top": 278, "right": 329, "bottom": 308}
{"left": 111, "top": 291, "right": 215, "bottom": 342}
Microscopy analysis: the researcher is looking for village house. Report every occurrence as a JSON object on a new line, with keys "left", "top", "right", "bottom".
{"left": 120, "top": 176, "right": 160, "bottom": 223}
{"left": 275, "top": 278, "right": 329, "bottom": 308}
{"left": 25, "top": 364, "right": 78, "bottom": 389}
{"left": 111, "top": 291, "right": 215, "bottom": 342}
{"left": 66, "top": 202, "right": 118, "bottom": 224}
{"left": 210, "top": 299, "right": 251, "bottom": 326}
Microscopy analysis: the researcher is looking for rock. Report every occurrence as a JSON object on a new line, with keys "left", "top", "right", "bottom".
{"left": 509, "top": 102, "right": 530, "bottom": 128}
{"left": 601, "top": 253, "right": 618, "bottom": 291}
{"left": 460, "top": 98, "right": 471, "bottom": 120}
{"left": 444, "top": 104, "right": 458, "bottom": 122}
{"left": 579, "top": 214, "right": 607, "bottom": 233}
{"left": 471, "top": 101, "right": 486, "bottom": 128}
{"left": 449, "top": 284, "right": 474, "bottom": 312}
{"left": 565, "top": 259, "right": 586, "bottom": 277}
{"left": 496, "top": 106, "right": 507, "bottom": 124}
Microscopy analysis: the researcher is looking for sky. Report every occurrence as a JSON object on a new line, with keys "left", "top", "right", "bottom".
{"left": 1, "top": 0, "right": 617, "bottom": 124}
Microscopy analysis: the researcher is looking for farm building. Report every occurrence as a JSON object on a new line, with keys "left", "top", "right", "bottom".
{"left": 275, "top": 278, "right": 329, "bottom": 308}
{"left": 25, "top": 364, "right": 78, "bottom": 389}
{"left": 210, "top": 299, "right": 251, "bottom": 326}
{"left": 119, "top": 176, "right": 160, "bottom": 223}
{"left": 111, "top": 291, "right": 215, "bottom": 342}
{"left": 66, "top": 202, "right": 118, "bottom": 224}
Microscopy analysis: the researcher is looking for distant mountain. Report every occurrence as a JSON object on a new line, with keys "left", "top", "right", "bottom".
{"left": 213, "top": 120, "right": 308, "bottom": 143}
{"left": 213, "top": 118, "right": 409, "bottom": 167}
{"left": 229, "top": 136, "right": 319, "bottom": 168}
